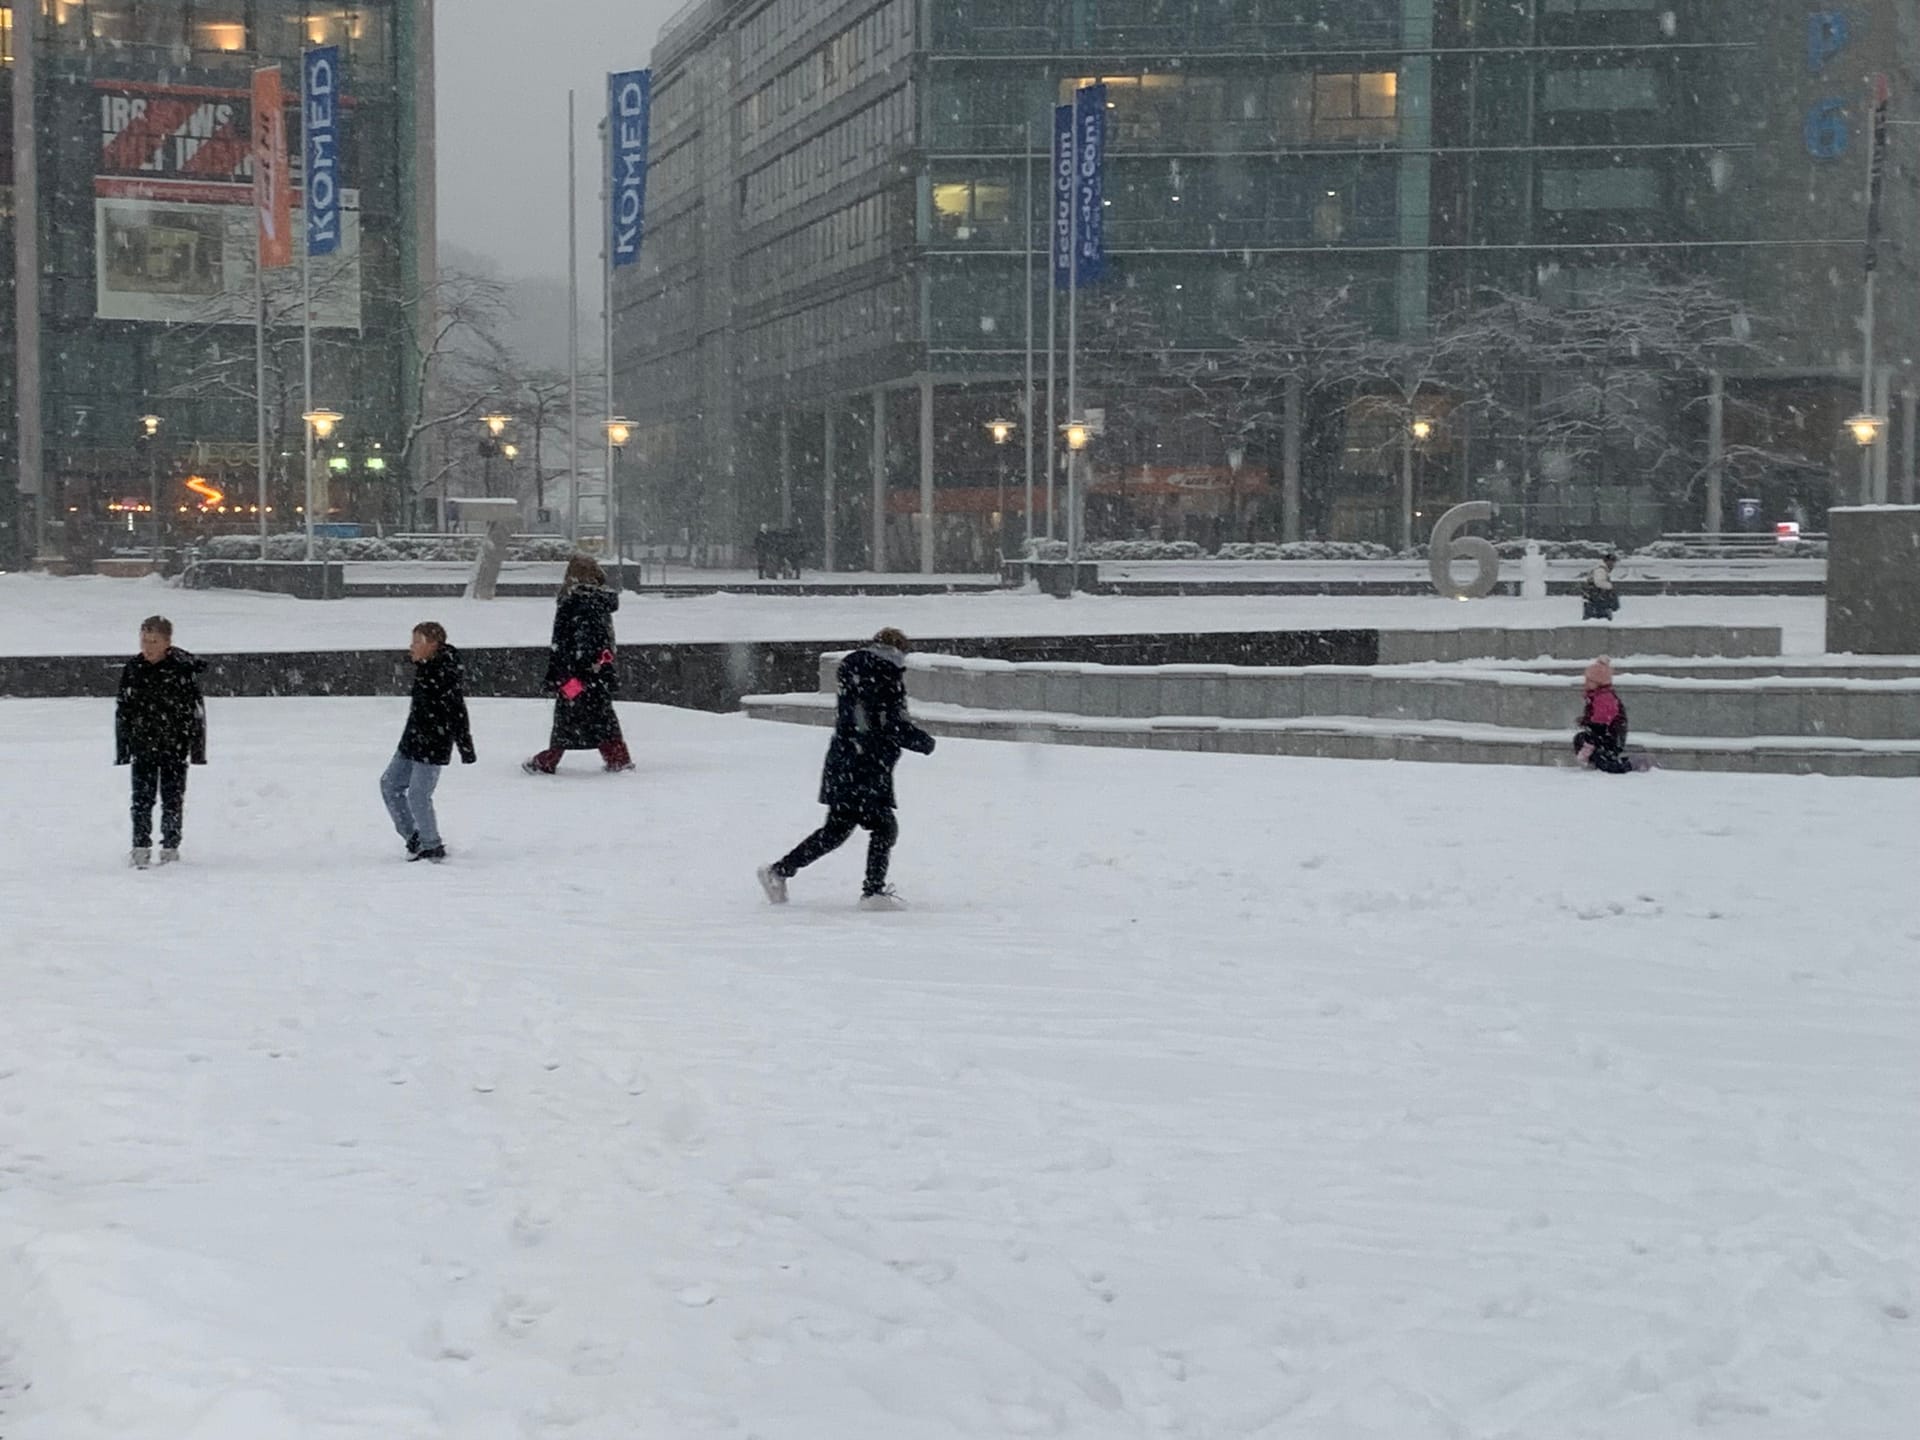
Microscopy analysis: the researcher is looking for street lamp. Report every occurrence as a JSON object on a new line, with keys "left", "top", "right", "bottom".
{"left": 987, "top": 419, "right": 1015, "bottom": 561}
{"left": 604, "top": 418, "right": 634, "bottom": 568}
{"left": 1061, "top": 421, "right": 1092, "bottom": 569}
{"left": 136, "top": 414, "right": 163, "bottom": 563}
{"left": 478, "top": 413, "right": 513, "bottom": 498}
{"left": 1401, "top": 414, "right": 1434, "bottom": 555}
{"left": 303, "top": 408, "right": 343, "bottom": 441}
{"left": 502, "top": 443, "right": 520, "bottom": 462}
{"left": 300, "top": 409, "right": 345, "bottom": 557}
{"left": 1846, "top": 412, "right": 1885, "bottom": 449}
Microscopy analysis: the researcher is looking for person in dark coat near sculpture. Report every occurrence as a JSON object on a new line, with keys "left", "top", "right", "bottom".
{"left": 523, "top": 555, "right": 634, "bottom": 775}
{"left": 758, "top": 628, "right": 936, "bottom": 910}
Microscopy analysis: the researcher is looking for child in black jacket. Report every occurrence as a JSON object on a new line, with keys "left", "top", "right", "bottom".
{"left": 380, "top": 622, "right": 477, "bottom": 863}
{"left": 115, "top": 615, "right": 207, "bottom": 869}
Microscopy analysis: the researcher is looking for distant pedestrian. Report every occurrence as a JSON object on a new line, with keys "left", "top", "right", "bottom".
{"left": 381, "top": 621, "right": 476, "bottom": 863}
{"left": 115, "top": 615, "right": 207, "bottom": 869}
{"left": 522, "top": 555, "right": 633, "bottom": 775}
{"left": 758, "top": 627, "right": 935, "bottom": 910}
{"left": 1581, "top": 553, "right": 1620, "bottom": 621}
{"left": 1573, "top": 656, "right": 1647, "bottom": 774}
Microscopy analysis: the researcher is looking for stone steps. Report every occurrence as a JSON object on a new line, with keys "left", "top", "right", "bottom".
{"left": 742, "top": 694, "right": 1920, "bottom": 778}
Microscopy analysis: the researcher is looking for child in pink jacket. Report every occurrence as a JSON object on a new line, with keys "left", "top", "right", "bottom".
{"left": 1574, "top": 657, "right": 1645, "bottom": 773}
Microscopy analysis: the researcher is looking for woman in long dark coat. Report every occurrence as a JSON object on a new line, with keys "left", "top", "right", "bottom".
{"left": 522, "top": 555, "right": 634, "bottom": 774}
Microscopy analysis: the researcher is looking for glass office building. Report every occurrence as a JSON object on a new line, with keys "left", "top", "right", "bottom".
{"left": 621, "top": 0, "right": 1917, "bottom": 568}
{"left": 3, "top": 1, "right": 437, "bottom": 565}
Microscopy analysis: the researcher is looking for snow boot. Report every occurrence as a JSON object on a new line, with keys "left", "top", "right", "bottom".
{"left": 158, "top": 847, "right": 180, "bottom": 866}
{"left": 757, "top": 864, "right": 788, "bottom": 905}
{"left": 410, "top": 845, "right": 448, "bottom": 864}
{"left": 129, "top": 846, "right": 152, "bottom": 870}
{"left": 858, "top": 889, "right": 907, "bottom": 912}
{"left": 521, "top": 759, "right": 555, "bottom": 776}
{"left": 405, "top": 830, "right": 421, "bottom": 857}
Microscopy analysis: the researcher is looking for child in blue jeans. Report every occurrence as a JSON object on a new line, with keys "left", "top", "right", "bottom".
{"left": 380, "top": 622, "right": 476, "bottom": 862}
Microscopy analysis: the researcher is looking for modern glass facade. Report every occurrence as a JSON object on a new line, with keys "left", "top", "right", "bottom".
{"left": 620, "top": 0, "right": 1918, "bottom": 569}
{"left": 4, "top": 0, "right": 435, "bottom": 565}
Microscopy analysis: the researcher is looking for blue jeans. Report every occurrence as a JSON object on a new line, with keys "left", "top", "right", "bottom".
{"left": 380, "top": 751, "right": 443, "bottom": 849}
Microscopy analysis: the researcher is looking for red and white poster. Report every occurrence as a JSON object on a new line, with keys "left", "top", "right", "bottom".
{"left": 92, "top": 79, "right": 360, "bottom": 327}
{"left": 252, "top": 67, "right": 292, "bottom": 270}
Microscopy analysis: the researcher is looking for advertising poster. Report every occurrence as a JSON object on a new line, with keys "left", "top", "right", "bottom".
{"left": 92, "top": 80, "right": 360, "bottom": 328}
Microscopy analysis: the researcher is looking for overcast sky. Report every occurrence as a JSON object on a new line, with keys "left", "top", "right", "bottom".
{"left": 436, "top": 0, "right": 684, "bottom": 280}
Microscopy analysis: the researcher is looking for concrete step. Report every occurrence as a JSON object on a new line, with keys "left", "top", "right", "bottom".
{"left": 877, "top": 656, "right": 1920, "bottom": 742}
{"left": 741, "top": 694, "right": 1920, "bottom": 778}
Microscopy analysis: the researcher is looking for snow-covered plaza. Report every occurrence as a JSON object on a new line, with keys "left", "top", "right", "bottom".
{"left": 1, "top": 688, "right": 1913, "bottom": 1439}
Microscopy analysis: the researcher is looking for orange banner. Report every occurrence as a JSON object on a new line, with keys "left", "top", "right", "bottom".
{"left": 251, "top": 67, "right": 292, "bottom": 269}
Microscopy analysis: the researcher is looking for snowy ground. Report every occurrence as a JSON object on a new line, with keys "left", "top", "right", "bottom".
{"left": 0, "top": 572, "right": 1827, "bottom": 656}
{"left": 1, "top": 697, "right": 1913, "bottom": 1439}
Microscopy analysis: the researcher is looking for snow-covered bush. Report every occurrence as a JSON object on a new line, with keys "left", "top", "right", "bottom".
{"left": 1020, "top": 539, "right": 1206, "bottom": 562}
{"left": 1214, "top": 541, "right": 1397, "bottom": 561}
{"left": 196, "top": 533, "right": 592, "bottom": 563}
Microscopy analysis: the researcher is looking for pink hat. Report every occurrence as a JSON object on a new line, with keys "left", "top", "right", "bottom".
{"left": 1584, "top": 657, "right": 1614, "bottom": 690}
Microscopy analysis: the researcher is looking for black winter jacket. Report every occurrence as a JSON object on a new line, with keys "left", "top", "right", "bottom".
{"left": 400, "top": 644, "right": 477, "bottom": 766}
{"left": 544, "top": 585, "right": 624, "bottom": 750}
{"left": 116, "top": 649, "right": 208, "bottom": 765}
{"left": 818, "top": 645, "right": 935, "bottom": 812}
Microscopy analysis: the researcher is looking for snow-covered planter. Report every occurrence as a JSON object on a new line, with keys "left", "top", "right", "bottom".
{"left": 1021, "top": 540, "right": 1207, "bottom": 562}
{"left": 1214, "top": 541, "right": 1397, "bottom": 561}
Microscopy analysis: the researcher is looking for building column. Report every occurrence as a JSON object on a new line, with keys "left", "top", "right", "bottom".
{"left": 1283, "top": 372, "right": 1303, "bottom": 543}
{"left": 823, "top": 404, "right": 837, "bottom": 572}
{"left": 1705, "top": 369, "right": 1725, "bottom": 536}
{"left": 12, "top": 0, "right": 45, "bottom": 563}
{"left": 1396, "top": 0, "right": 1435, "bottom": 337}
{"left": 871, "top": 387, "right": 887, "bottom": 573}
{"left": 919, "top": 374, "right": 935, "bottom": 575}
{"left": 1873, "top": 368, "right": 1893, "bottom": 505}
{"left": 1902, "top": 388, "right": 1918, "bottom": 506}
{"left": 778, "top": 410, "right": 793, "bottom": 527}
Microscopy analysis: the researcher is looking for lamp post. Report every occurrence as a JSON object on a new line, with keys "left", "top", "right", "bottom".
{"left": 1062, "top": 420, "right": 1091, "bottom": 571}
{"left": 479, "top": 411, "right": 512, "bottom": 499}
{"left": 138, "top": 413, "right": 162, "bottom": 563}
{"left": 301, "top": 408, "right": 343, "bottom": 557}
{"left": 605, "top": 417, "right": 632, "bottom": 571}
{"left": 1846, "top": 410, "right": 1886, "bottom": 481}
{"left": 1403, "top": 415, "right": 1434, "bottom": 554}
{"left": 1226, "top": 442, "right": 1245, "bottom": 542}
{"left": 987, "top": 418, "right": 1015, "bottom": 562}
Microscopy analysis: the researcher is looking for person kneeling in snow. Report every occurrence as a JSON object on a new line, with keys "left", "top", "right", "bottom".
{"left": 758, "top": 627, "right": 936, "bottom": 910}
{"left": 1574, "top": 657, "right": 1643, "bottom": 774}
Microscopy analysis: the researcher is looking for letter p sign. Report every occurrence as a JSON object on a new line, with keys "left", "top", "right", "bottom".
{"left": 1807, "top": 11, "right": 1850, "bottom": 75}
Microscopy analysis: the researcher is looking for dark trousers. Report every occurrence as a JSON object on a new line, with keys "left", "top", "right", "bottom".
{"left": 130, "top": 756, "right": 189, "bottom": 848}
{"left": 775, "top": 806, "right": 898, "bottom": 895}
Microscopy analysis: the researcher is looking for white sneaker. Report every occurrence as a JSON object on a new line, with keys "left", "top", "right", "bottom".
{"left": 158, "top": 847, "right": 180, "bottom": 866}
{"left": 757, "top": 865, "right": 788, "bottom": 905}
{"left": 858, "top": 890, "right": 907, "bottom": 912}
{"left": 129, "top": 847, "right": 151, "bottom": 870}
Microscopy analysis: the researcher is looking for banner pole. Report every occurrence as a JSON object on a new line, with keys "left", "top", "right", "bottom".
{"left": 602, "top": 106, "right": 618, "bottom": 574}
{"left": 568, "top": 89, "right": 582, "bottom": 547}
{"left": 301, "top": 56, "right": 315, "bottom": 563}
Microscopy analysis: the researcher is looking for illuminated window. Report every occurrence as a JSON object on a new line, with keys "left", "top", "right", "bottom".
{"left": 931, "top": 179, "right": 1010, "bottom": 238}
{"left": 1313, "top": 72, "right": 1398, "bottom": 141}
{"left": 1, "top": 10, "right": 11, "bottom": 66}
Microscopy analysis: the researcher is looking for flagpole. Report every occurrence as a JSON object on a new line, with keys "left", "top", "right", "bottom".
{"left": 1859, "top": 74, "right": 1887, "bottom": 505}
{"left": 1066, "top": 100, "right": 1080, "bottom": 568}
{"left": 602, "top": 105, "right": 618, "bottom": 576}
{"left": 1023, "top": 122, "right": 1035, "bottom": 553}
{"left": 567, "top": 89, "right": 582, "bottom": 546}
{"left": 256, "top": 239, "right": 270, "bottom": 557}
{"left": 1044, "top": 110, "right": 1058, "bottom": 542}
{"left": 301, "top": 57, "right": 315, "bottom": 563}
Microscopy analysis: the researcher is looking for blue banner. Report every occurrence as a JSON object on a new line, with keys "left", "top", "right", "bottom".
{"left": 303, "top": 45, "right": 342, "bottom": 258}
{"left": 1074, "top": 82, "right": 1108, "bottom": 285}
{"left": 1051, "top": 103, "right": 1073, "bottom": 291}
{"left": 609, "top": 69, "right": 652, "bottom": 269}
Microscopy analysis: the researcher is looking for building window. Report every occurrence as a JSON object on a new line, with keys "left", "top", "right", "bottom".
{"left": 1, "top": 9, "right": 12, "bottom": 66}
{"left": 1543, "top": 67, "right": 1658, "bottom": 112}
{"left": 931, "top": 178, "right": 1011, "bottom": 238}
{"left": 1313, "top": 72, "right": 1397, "bottom": 141}
{"left": 1541, "top": 167, "right": 1660, "bottom": 210}
{"left": 1545, "top": 0, "right": 1658, "bottom": 12}
{"left": 188, "top": 2, "right": 248, "bottom": 56}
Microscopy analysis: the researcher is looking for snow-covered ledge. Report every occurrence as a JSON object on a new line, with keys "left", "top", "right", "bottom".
{"left": 1827, "top": 506, "right": 1920, "bottom": 655}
